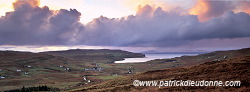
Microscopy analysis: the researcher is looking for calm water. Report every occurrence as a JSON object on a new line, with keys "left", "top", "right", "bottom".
{"left": 114, "top": 54, "right": 197, "bottom": 63}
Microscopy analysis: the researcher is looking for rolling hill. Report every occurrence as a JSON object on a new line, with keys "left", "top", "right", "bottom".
{"left": 0, "top": 49, "right": 144, "bottom": 91}
{"left": 71, "top": 48, "right": 250, "bottom": 92}
{"left": 1, "top": 48, "right": 250, "bottom": 91}
{"left": 41, "top": 49, "right": 145, "bottom": 62}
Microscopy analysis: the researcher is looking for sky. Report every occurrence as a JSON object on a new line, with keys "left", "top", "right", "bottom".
{"left": 0, "top": 0, "right": 250, "bottom": 52}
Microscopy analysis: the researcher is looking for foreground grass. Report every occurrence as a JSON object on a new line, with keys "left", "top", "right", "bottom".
{"left": 71, "top": 56, "right": 250, "bottom": 92}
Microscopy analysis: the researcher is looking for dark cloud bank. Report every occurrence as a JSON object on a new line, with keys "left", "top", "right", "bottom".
{"left": 0, "top": 0, "right": 250, "bottom": 48}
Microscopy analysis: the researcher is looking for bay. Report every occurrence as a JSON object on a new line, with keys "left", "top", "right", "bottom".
{"left": 115, "top": 53, "right": 197, "bottom": 63}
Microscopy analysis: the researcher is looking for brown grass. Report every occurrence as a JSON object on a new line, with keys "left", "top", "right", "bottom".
{"left": 72, "top": 56, "right": 250, "bottom": 92}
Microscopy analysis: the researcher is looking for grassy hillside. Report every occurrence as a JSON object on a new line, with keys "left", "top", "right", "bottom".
{"left": 0, "top": 49, "right": 145, "bottom": 91}
{"left": 1, "top": 48, "right": 250, "bottom": 91}
{"left": 72, "top": 48, "right": 250, "bottom": 92}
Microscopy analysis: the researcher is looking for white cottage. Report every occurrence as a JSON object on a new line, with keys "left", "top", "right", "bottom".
{"left": 0, "top": 76, "right": 6, "bottom": 79}
{"left": 16, "top": 69, "right": 21, "bottom": 72}
{"left": 24, "top": 72, "right": 29, "bottom": 75}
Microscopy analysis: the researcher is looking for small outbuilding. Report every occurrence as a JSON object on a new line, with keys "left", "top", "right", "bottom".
{"left": 16, "top": 69, "right": 21, "bottom": 72}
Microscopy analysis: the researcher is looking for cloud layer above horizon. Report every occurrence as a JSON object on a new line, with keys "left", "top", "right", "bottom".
{"left": 0, "top": 0, "right": 250, "bottom": 49}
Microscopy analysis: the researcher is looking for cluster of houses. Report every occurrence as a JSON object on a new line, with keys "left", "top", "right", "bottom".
{"left": 83, "top": 63, "right": 105, "bottom": 72}
{"left": 4, "top": 65, "right": 31, "bottom": 78}
{"left": 58, "top": 63, "right": 105, "bottom": 72}
{"left": 213, "top": 56, "right": 228, "bottom": 62}
{"left": 77, "top": 76, "right": 92, "bottom": 86}
{"left": 0, "top": 65, "right": 32, "bottom": 79}
{"left": 17, "top": 65, "right": 32, "bottom": 74}
{"left": 16, "top": 69, "right": 30, "bottom": 75}
{"left": 64, "top": 68, "right": 70, "bottom": 71}
{"left": 161, "top": 59, "right": 177, "bottom": 63}
{"left": 83, "top": 76, "right": 91, "bottom": 84}
{"left": 14, "top": 65, "right": 33, "bottom": 77}
{"left": 84, "top": 67, "right": 104, "bottom": 71}
{"left": 59, "top": 65, "right": 71, "bottom": 72}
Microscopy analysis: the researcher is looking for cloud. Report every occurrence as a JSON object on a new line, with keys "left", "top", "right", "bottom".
{"left": 13, "top": 0, "right": 40, "bottom": 9}
{"left": 189, "top": 0, "right": 250, "bottom": 22}
{"left": 0, "top": 0, "right": 84, "bottom": 45}
{"left": 81, "top": 5, "right": 250, "bottom": 47}
{"left": 189, "top": 0, "right": 237, "bottom": 22}
{"left": 238, "top": 1, "right": 250, "bottom": 14}
{"left": 0, "top": 0, "right": 250, "bottom": 49}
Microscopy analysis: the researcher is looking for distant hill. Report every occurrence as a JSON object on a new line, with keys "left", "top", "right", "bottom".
{"left": 72, "top": 48, "right": 250, "bottom": 92}
{"left": 0, "top": 51, "right": 57, "bottom": 68}
{"left": 40, "top": 49, "right": 145, "bottom": 62}
{"left": 0, "top": 51, "right": 47, "bottom": 61}
{"left": 141, "top": 50, "right": 208, "bottom": 54}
